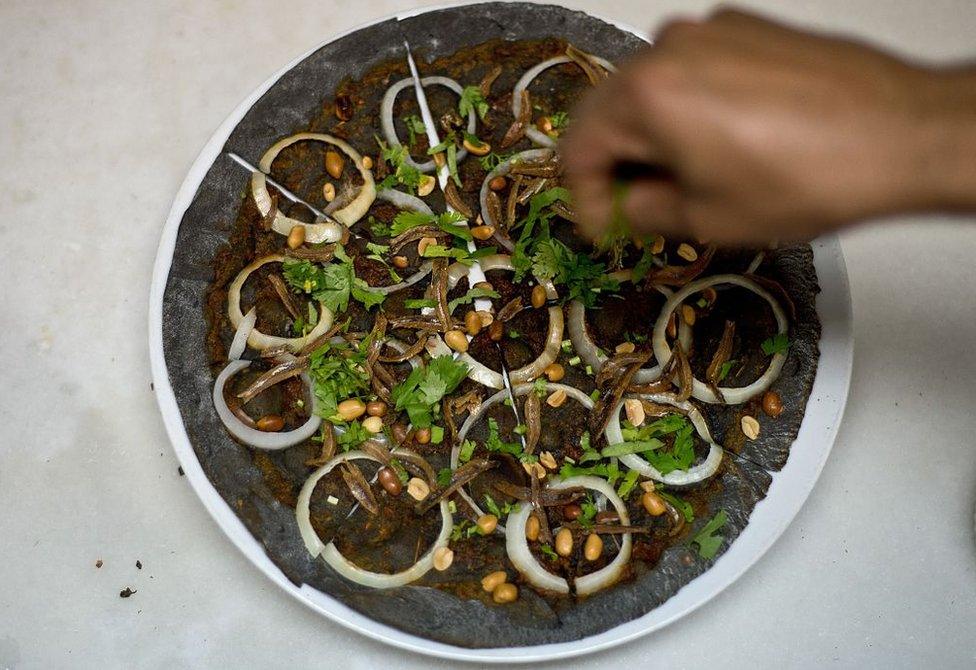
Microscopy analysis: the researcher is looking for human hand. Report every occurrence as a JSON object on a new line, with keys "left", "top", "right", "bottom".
{"left": 563, "top": 8, "right": 976, "bottom": 245}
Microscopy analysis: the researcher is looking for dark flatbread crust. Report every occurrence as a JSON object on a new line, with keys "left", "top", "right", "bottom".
{"left": 161, "top": 2, "right": 821, "bottom": 648}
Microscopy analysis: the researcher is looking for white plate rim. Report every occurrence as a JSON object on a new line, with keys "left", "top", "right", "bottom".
{"left": 148, "top": 3, "right": 854, "bottom": 663}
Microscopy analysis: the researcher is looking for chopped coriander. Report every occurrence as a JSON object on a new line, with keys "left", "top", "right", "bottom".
{"left": 307, "top": 336, "right": 370, "bottom": 422}
{"left": 458, "top": 439, "right": 476, "bottom": 463}
{"left": 478, "top": 150, "right": 514, "bottom": 171}
{"left": 539, "top": 544, "right": 559, "bottom": 561}
{"left": 430, "top": 425, "right": 445, "bottom": 444}
{"left": 458, "top": 85, "right": 489, "bottom": 120}
{"left": 568, "top": 356, "right": 581, "bottom": 366}
{"left": 335, "top": 420, "right": 370, "bottom": 451}
{"left": 368, "top": 216, "right": 391, "bottom": 238}
{"left": 282, "top": 251, "right": 385, "bottom": 315}
{"left": 447, "top": 287, "right": 500, "bottom": 313}
{"left": 437, "top": 468, "right": 452, "bottom": 488}
{"left": 404, "top": 298, "right": 438, "bottom": 309}
{"left": 403, "top": 114, "right": 426, "bottom": 146}
{"left": 513, "top": 423, "right": 527, "bottom": 436}
{"left": 530, "top": 237, "right": 620, "bottom": 307}
{"left": 484, "top": 417, "right": 522, "bottom": 457}
{"left": 549, "top": 111, "right": 570, "bottom": 129}
{"left": 390, "top": 210, "right": 471, "bottom": 241}
{"left": 561, "top": 339, "right": 573, "bottom": 354}
{"left": 507, "top": 329, "right": 520, "bottom": 339}
{"left": 532, "top": 377, "right": 548, "bottom": 397}
{"left": 375, "top": 136, "right": 422, "bottom": 192}
{"left": 390, "top": 355, "right": 469, "bottom": 428}
{"left": 589, "top": 389, "right": 601, "bottom": 402}
{"left": 658, "top": 490, "right": 694, "bottom": 523}
{"left": 717, "top": 359, "right": 737, "bottom": 382}
{"left": 761, "top": 333, "right": 790, "bottom": 355}
{"left": 601, "top": 439, "right": 664, "bottom": 457}
{"left": 691, "top": 510, "right": 728, "bottom": 559}
{"left": 617, "top": 469, "right": 640, "bottom": 499}
{"left": 578, "top": 497, "right": 598, "bottom": 528}
{"left": 447, "top": 143, "right": 461, "bottom": 187}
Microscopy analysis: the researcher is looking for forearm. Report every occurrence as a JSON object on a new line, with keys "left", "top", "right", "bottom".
{"left": 909, "top": 65, "right": 976, "bottom": 213}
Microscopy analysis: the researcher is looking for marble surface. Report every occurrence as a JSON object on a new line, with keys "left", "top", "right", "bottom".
{"left": 1, "top": 0, "right": 975, "bottom": 667}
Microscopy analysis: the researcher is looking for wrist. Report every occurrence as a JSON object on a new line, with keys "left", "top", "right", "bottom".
{"left": 902, "top": 66, "right": 976, "bottom": 212}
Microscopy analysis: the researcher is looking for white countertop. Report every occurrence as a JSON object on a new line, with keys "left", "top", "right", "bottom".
{"left": 2, "top": 0, "right": 975, "bottom": 667}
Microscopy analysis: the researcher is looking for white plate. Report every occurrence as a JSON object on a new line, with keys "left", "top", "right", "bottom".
{"left": 148, "top": 5, "right": 853, "bottom": 663}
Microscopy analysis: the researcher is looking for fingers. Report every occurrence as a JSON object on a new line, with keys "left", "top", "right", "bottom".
{"left": 620, "top": 178, "right": 684, "bottom": 236}
{"left": 563, "top": 70, "right": 670, "bottom": 239}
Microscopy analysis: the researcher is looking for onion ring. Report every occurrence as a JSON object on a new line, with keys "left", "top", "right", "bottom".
{"left": 605, "top": 392, "right": 724, "bottom": 486}
{"left": 375, "top": 187, "right": 433, "bottom": 215}
{"left": 452, "top": 383, "right": 594, "bottom": 533}
{"left": 446, "top": 254, "right": 563, "bottom": 389}
{"left": 252, "top": 133, "right": 376, "bottom": 242}
{"left": 227, "top": 254, "right": 334, "bottom": 352}
{"left": 652, "top": 274, "right": 789, "bottom": 404}
{"left": 567, "top": 269, "right": 692, "bottom": 384}
{"left": 296, "top": 449, "right": 452, "bottom": 588}
{"left": 228, "top": 307, "right": 256, "bottom": 360}
{"left": 479, "top": 149, "right": 554, "bottom": 231}
{"left": 380, "top": 76, "right": 477, "bottom": 173}
{"left": 213, "top": 359, "right": 322, "bottom": 450}
{"left": 505, "top": 475, "right": 631, "bottom": 595}
{"left": 512, "top": 54, "right": 616, "bottom": 147}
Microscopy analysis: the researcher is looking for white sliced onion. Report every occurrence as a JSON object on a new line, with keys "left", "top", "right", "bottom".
{"left": 228, "top": 307, "right": 257, "bottom": 361}
{"left": 513, "top": 55, "right": 616, "bottom": 147}
{"left": 227, "top": 254, "right": 334, "bottom": 352}
{"left": 252, "top": 133, "right": 375, "bottom": 243}
{"left": 380, "top": 76, "right": 477, "bottom": 174}
{"left": 652, "top": 274, "right": 789, "bottom": 404}
{"left": 295, "top": 449, "right": 452, "bottom": 588}
{"left": 212, "top": 359, "right": 322, "bottom": 450}
{"left": 447, "top": 254, "right": 563, "bottom": 389}
{"left": 567, "top": 269, "right": 692, "bottom": 384}
{"left": 372, "top": 262, "right": 432, "bottom": 295}
{"left": 452, "top": 382, "right": 594, "bottom": 531}
{"left": 478, "top": 148, "right": 554, "bottom": 230}
{"left": 505, "top": 503, "right": 570, "bottom": 594}
{"left": 606, "top": 392, "right": 724, "bottom": 486}
{"left": 549, "top": 475, "right": 632, "bottom": 596}
{"left": 375, "top": 187, "right": 433, "bottom": 215}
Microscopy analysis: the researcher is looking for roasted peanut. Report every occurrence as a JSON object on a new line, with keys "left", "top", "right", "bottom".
{"left": 362, "top": 416, "right": 384, "bottom": 434}
{"left": 287, "top": 225, "right": 306, "bottom": 250}
{"left": 366, "top": 400, "right": 388, "bottom": 417}
{"left": 325, "top": 150, "right": 345, "bottom": 179}
{"left": 377, "top": 467, "right": 403, "bottom": 496}
{"left": 336, "top": 398, "right": 366, "bottom": 421}
{"left": 525, "top": 514, "right": 541, "bottom": 541}
{"left": 554, "top": 527, "right": 573, "bottom": 556}
{"left": 544, "top": 362, "right": 565, "bottom": 382}
{"left": 488, "top": 176, "right": 507, "bottom": 191}
{"left": 432, "top": 546, "right": 453, "bottom": 571}
{"left": 476, "top": 514, "right": 499, "bottom": 535}
{"left": 741, "top": 415, "right": 760, "bottom": 440}
{"left": 584, "top": 533, "right": 604, "bottom": 562}
{"left": 445, "top": 329, "right": 469, "bottom": 353}
{"left": 642, "top": 491, "right": 667, "bottom": 516}
{"left": 492, "top": 582, "right": 518, "bottom": 603}
{"left": 407, "top": 477, "right": 430, "bottom": 501}
{"left": 256, "top": 415, "right": 284, "bottom": 432}
{"left": 481, "top": 571, "right": 508, "bottom": 592}
{"left": 471, "top": 225, "right": 495, "bottom": 241}
{"left": 762, "top": 391, "right": 784, "bottom": 417}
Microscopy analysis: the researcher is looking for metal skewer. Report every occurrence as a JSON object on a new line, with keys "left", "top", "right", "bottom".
{"left": 227, "top": 152, "right": 338, "bottom": 223}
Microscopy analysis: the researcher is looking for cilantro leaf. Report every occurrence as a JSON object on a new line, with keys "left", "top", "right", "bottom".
{"left": 691, "top": 510, "right": 728, "bottom": 559}
{"left": 403, "top": 114, "right": 426, "bottom": 146}
{"left": 458, "top": 439, "right": 476, "bottom": 463}
{"left": 539, "top": 544, "right": 559, "bottom": 561}
{"left": 458, "top": 85, "right": 489, "bottom": 120}
{"left": 447, "top": 287, "right": 500, "bottom": 313}
{"left": 658, "top": 490, "right": 694, "bottom": 523}
{"left": 390, "top": 355, "right": 469, "bottom": 428}
{"left": 717, "top": 359, "right": 737, "bottom": 382}
{"left": 390, "top": 210, "right": 471, "bottom": 242}
{"left": 484, "top": 418, "right": 522, "bottom": 457}
{"left": 376, "top": 136, "right": 422, "bottom": 192}
{"left": 761, "top": 333, "right": 790, "bottom": 355}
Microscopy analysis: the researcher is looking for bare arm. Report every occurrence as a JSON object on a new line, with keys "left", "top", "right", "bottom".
{"left": 562, "top": 8, "right": 976, "bottom": 245}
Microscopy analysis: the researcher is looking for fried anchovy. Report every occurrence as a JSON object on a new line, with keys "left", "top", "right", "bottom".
{"left": 416, "top": 459, "right": 496, "bottom": 515}
{"left": 341, "top": 462, "right": 379, "bottom": 516}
